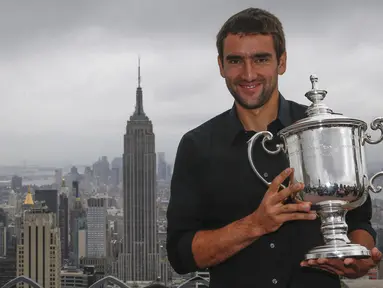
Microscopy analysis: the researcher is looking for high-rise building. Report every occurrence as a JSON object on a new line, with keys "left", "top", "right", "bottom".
{"left": 34, "top": 189, "right": 59, "bottom": 225}
{"left": 93, "top": 156, "right": 110, "bottom": 185}
{"left": 86, "top": 197, "right": 107, "bottom": 257}
{"left": 83, "top": 167, "right": 93, "bottom": 193}
{"left": 0, "top": 224, "right": 6, "bottom": 258}
{"left": 110, "top": 167, "right": 120, "bottom": 187}
{"left": 112, "top": 157, "right": 123, "bottom": 187}
{"left": 16, "top": 198, "right": 61, "bottom": 288}
{"left": 0, "top": 232, "right": 16, "bottom": 286}
{"left": 166, "top": 163, "right": 173, "bottom": 182}
{"left": 11, "top": 175, "right": 22, "bottom": 192}
{"left": 59, "top": 192, "right": 69, "bottom": 263}
{"left": 157, "top": 152, "right": 167, "bottom": 181}
{"left": 65, "top": 167, "right": 81, "bottom": 192}
{"left": 119, "top": 58, "right": 158, "bottom": 281}
{"left": 70, "top": 181, "right": 79, "bottom": 211}
{"left": 0, "top": 255, "right": 16, "bottom": 287}
{"left": 55, "top": 169, "right": 63, "bottom": 190}
{"left": 0, "top": 241, "right": 17, "bottom": 288}
{"left": 69, "top": 183, "right": 87, "bottom": 267}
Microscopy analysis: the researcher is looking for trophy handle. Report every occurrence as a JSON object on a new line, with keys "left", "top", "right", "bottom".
{"left": 363, "top": 117, "right": 383, "bottom": 145}
{"left": 247, "top": 131, "right": 286, "bottom": 188}
{"left": 368, "top": 171, "right": 383, "bottom": 193}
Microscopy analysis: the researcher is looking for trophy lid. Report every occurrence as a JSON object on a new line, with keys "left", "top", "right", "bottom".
{"left": 278, "top": 74, "right": 367, "bottom": 137}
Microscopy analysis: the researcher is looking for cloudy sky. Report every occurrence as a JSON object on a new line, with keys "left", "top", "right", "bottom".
{"left": 1, "top": 0, "right": 383, "bottom": 168}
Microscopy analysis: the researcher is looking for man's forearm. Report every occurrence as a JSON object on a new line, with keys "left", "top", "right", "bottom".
{"left": 191, "top": 214, "right": 263, "bottom": 269}
{"left": 349, "top": 229, "right": 375, "bottom": 250}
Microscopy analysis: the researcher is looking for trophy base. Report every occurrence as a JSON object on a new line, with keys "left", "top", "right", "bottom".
{"left": 304, "top": 200, "right": 371, "bottom": 260}
{"left": 305, "top": 243, "right": 371, "bottom": 260}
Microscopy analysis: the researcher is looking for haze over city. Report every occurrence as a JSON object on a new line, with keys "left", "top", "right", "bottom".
{"left": 1, "top": 0, "right": 382, "bottom": 167}
{"left": 1, "top": 2, "right": 383, "bottom": 288}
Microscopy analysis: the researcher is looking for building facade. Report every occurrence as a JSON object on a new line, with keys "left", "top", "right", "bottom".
{"left": 86, "top": 197, "right": 107, "bottom": 258}
{"left": 17, "top": 200, "right": 61, "bottom": 288}
{"left": 120, "top": 60, "right": 159, "bottom": 281}
{"left": 59, "top": 192, "right": 69, "bottom": 263}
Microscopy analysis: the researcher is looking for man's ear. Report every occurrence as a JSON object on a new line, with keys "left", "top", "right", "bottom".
{"left": 218, "top": 55, "right": 224, "bottom": 78}
{"left": 278, "top": 52, "right": 287, "bottom": 75}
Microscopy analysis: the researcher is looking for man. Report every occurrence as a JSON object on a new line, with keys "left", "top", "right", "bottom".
{"left": 166, "top": 7, "right": 381, "bottom": 288}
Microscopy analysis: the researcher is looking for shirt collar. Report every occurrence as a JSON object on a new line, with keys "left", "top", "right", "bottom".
{"left": 226, "top": 93, "right": 293, "bottom": 144}
{"left": 277, "top": 93, "right": 293, "bottom": 127}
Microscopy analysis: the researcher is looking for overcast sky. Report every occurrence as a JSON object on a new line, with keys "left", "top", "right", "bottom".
{"left": 1, "top": 0, "right": 383, "bottom": 168}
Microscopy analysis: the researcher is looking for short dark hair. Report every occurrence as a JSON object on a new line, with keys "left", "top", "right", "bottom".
{"left": 216, "top": 8, "right": 286, "bottom": 64}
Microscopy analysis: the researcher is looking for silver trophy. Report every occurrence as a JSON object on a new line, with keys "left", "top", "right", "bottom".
{"left": 247, "top": 75, "right": 383, "bottom": 260}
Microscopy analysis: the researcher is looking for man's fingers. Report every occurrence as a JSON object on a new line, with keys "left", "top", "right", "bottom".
{"left": 276, "top": 212, "right": 317, "bottom": 222}
{"left": 371, "top": 248, "right": 383, "bottom": 263}
{"left": 277, "top": 202, "right": 312, "bottom": 213}
{"left": 316, "top": 265, "right": 344, "bottom": 276}
{"left": 268, "top": 168, "right": 293, "bottom": 194}
{"left": 302, "top": 260, "right": 342, "bottom": 275}
{"left": 289, "top": 168, "right": 295, "bottom": 186}
{"left": 304, "top": 258, "right": 374, "bottom": 278}
{"left": 273, "top": 182, "right": 305, "bottom": 204}
{"left": 343, "top": 258, "right": 357, "bottom": 266}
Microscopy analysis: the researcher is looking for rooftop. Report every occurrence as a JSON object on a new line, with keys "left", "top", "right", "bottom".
{"left": 23, "top": 187, "right": 34, "bottom": 205}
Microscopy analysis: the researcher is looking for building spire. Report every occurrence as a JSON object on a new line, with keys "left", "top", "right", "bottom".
{"left": 133, "top": 56, "right": 146, "bottom": 117}
{"left": 138, "top": 56, "right": 141, "bottom": 88}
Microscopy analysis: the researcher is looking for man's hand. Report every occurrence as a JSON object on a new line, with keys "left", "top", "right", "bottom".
{"left": 300, "top": 247, "right": 382, "bottom": 279}
{"left": 189, "top": 167, "right": 316, "bottom": 270}
{"left": 251, "top": 167, "right": 317, "bottom": 236}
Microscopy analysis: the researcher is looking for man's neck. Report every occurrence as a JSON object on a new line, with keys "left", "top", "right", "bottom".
{"left": 236, "top": 91, "right": 279, "bottom": 132}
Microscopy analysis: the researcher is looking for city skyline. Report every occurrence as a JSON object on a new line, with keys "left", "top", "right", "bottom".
{"left": 0, "top": 2, "right": 382, "bottom": 286}
{"left": 1, "top": 1, "right": 383, "bottom": 168}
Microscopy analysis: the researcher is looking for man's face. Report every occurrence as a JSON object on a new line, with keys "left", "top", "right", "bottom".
{"left": 218, "top": 33, "right": 286, "bottom": 110}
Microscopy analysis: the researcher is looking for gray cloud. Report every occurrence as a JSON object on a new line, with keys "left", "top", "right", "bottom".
{"left": 0, "top": 0, "right": 383, "bottom": 172}
{"left": 2, "top": 0, "right": 381, "bottom": 53}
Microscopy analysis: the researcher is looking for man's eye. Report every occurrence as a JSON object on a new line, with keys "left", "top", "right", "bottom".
{"left": 255, "top": 58, "right": 269, "bottom": 63}
{"left": 228, "top": 59, "right": 241, "bottom": 64}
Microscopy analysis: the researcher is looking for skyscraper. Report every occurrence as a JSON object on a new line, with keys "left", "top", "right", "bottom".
{"left": 59, "top": 192, "right": 69, "bottom": 263}
{"left": 86, "top": 197, "right": 107, "bottom": 257}
{"left": 69, "top": 181, "right": 87, "bottom": 267}
{"left": 34, "top": 189, "right": 59, "bottom": 224}
{"left": 157, "top": 152, "right": 167, "bottom": 181}
{"left": 17, "top": 199, "right": 61, "bottom": 288}
{"left": 0, "top": 209, "right": 7, "bottom": 257}
{"left": 119, "top": 59, "right": 158, "bottom": 282}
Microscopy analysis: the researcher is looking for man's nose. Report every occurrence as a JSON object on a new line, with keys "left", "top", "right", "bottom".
{"left": 242, "top": 60, "right": 257, "bottom": 81}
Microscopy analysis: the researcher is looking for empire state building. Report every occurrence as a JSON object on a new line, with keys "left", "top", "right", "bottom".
{"left": 120, "top": 60, "right": 158, "bottom": 282}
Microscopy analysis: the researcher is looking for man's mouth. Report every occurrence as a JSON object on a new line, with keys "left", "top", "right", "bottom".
{"left": 238, "top": 82, "right": 261, "bottom": 91}
{"left": 240, "top": 84, "right": 258, "bottom": 88}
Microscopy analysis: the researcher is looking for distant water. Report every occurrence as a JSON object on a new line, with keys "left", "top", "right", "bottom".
{"left": 22, "top": 178, "right": 54, "bottom": 187}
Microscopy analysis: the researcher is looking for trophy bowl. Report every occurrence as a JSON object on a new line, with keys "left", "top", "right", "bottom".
{"left": 247, "top": 75, "right": 383, "bottom": 260}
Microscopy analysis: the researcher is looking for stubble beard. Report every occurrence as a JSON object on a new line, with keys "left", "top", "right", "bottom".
{"left": 226, "top": 78, "right": 276, "bottom": 110}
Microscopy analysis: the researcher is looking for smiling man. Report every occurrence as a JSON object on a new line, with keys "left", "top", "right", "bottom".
{"left": 166, "top": 8, "right": 381, "bottom": 288}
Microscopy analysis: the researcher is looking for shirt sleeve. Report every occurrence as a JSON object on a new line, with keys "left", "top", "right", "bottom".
{"left": 346, "top": 193, "right": 376, "bottom": 243}
{"left": 166, "top": 133, "right": 205, "bottom": 274}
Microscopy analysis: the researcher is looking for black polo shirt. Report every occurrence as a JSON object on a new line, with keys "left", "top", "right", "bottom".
{"left": 166, "top": 94, "right": 376, "bottom": 288}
